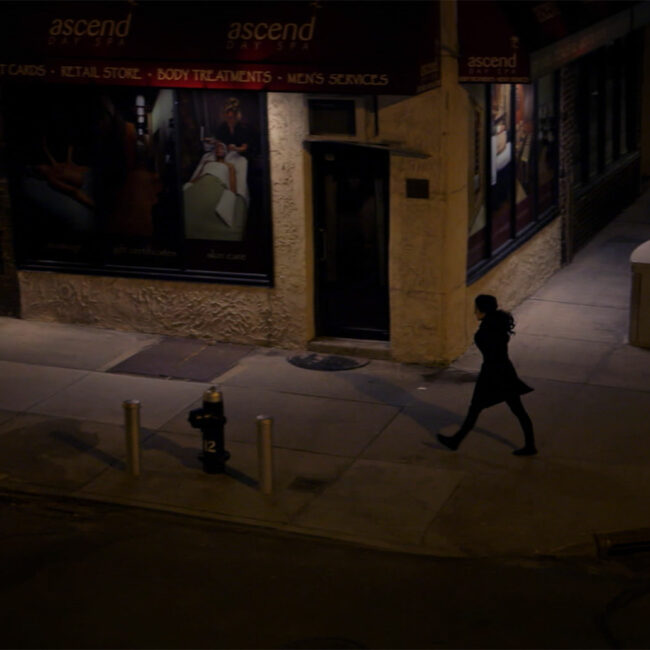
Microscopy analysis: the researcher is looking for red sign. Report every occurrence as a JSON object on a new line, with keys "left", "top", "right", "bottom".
{"left": 0, "top": 1, "right": 441, "bottom": 94}
{"left": 0, "top": 60, "right": 419, "bottom": 94}
{"left": 458, "top": 0, "right": 637, "bottom": 83}
{"left": 458, "top": 1, "right": 530, "bottom": 82}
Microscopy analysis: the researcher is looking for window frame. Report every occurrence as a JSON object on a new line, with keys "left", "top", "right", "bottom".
{"left": 575, "top": 34, "right": 639, "bottom": 190}
{"left": 466, "top": 72, "right": 560, "bottom": 284}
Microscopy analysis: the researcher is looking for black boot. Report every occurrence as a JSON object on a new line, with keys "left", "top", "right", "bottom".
{"left": 513, "top": 445, "right": 537, "bottom": 456}
{"left": 513, "top": 420, "right": 537, "bottom": 456}
{"left": 437, "top": 433, "right": 462, "bottom": 451}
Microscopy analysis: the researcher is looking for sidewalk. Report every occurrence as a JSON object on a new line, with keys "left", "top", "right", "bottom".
{"left": 1, "top": 191, "right": 650, "bottom": 559}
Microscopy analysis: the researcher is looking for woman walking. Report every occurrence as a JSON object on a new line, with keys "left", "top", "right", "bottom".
{"left": 437, "top": 294, "right": 537, "bottom": 456}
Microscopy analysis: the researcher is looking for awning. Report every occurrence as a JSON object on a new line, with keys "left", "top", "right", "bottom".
{"left": 0, "top": 1, "right": 441, "bottom": 95}
{"left": 458, "top": 0, "right": 647, "bottom": 83}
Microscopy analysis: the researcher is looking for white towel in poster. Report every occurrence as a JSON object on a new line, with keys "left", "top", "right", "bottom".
{"left": 224, "top": 151, "right": 249, "bottom": 204}
{"left": 215, "top": 188, "right": 237, "bottom": 227}
{"left": 203, "top": 161, "right": 231, "bottom": 187}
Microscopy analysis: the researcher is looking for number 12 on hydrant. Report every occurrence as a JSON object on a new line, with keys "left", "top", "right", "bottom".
{"left": 188, "top": 387, "right": 231, "bottom": 474}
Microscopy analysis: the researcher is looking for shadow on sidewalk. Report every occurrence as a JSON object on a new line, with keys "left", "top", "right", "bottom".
{"left": 142, "top": 433, "right": 258, "bottom": 488}
{"left": 341, "top": 371, "right": 517, "bottom": 452}
{"left": 0, "top": 418, "right": 126, "bottom": 489}
{"left": 51, "top": 430, "right": 126, "bottom": 471}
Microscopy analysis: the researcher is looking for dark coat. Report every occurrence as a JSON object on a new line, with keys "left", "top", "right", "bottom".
{"left": 215, "top": 121, "right": 257, "bottom": 158}
{"left": 471, "top": 313, "right": 533, "bottom": 409}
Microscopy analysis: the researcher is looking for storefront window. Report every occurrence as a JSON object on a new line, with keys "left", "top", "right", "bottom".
{"left": 514, "top": 84, "right": 535, "bottom": 233}
{"left": 619, "top": 65, "right": 629, "bottom": 156}
{"left": 604, "top": 47, "right": 616, "bottom": 167}
{"left": 536, "top": 73, "right": 557, "bottom": 216}
{"left": 575, "top": 36, "right": 639, "bottom": 188}
{"left": 490, "top": 84, "right": 513, "bottom": 252}
{"left": 467, "top": 75, "right": 558, "bottom": 275}
{"left": 2, "top": 85, "right": 273, "bottom": 285}
{"left": 587, "top": 61, "right": 600, "bottom": 180}
{"left": 466, "top": 84, "right": 487, "bottom": 268}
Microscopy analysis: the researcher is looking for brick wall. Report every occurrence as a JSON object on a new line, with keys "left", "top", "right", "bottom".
{"left": 560, "top": 41, "right": 642, "bottom": 260}
{"left": 572, "top": 155, "right": 641, "bottom": 253}
{"left": 559, "top": 64, "right": 578, "bottom": 263}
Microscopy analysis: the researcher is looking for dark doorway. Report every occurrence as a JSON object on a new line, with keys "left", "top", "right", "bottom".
{"left": 312, "top": 143, "right": 389, "bottom": 340}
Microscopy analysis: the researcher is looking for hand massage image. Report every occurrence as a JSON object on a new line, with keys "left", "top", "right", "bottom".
{"left": 20, "top": 136, "right": 98, "bottom": 236}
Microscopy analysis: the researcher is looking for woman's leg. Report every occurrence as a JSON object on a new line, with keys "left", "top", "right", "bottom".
{"left": 506, "top": 395, "right": 537, "bottom": 455}
{"left": 437, "top": 402, "right": 483, "bottom": 450}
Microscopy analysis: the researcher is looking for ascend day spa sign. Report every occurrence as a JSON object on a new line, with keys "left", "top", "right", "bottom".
{"left": 0, "top": 1, "right": 440, "bottom": 94}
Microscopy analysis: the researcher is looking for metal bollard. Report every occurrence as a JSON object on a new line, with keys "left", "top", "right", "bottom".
{"left": 123, "top": 400, "right": 141, "bottom": 477}
{"left": 256, "top": 415, "right": 274, "bottom": 495}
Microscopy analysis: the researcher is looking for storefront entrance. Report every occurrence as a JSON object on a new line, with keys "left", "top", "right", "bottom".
{"left": 312, "top": 143, "right": 389, "bottom": 340}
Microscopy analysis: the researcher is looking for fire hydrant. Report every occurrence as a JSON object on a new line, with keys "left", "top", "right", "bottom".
{"left": 188, "top": 387, "right": 230, "bottom": 474}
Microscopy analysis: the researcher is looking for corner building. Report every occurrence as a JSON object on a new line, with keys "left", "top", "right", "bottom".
{"left": 0, "top": 1, "right": 648, "bottom": 363}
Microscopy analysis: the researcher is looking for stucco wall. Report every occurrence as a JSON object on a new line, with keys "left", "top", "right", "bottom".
{"left": 19, "top": 93, "right": 311, "bottom": 348}
{"left": 14, "top": 53, "right": 563, "bottom": 364}
{"left": 380, "top": 0, "right": 471, "bottom": 364}
{"left": 380, "top": 92, "right": 448, "bottom": 362}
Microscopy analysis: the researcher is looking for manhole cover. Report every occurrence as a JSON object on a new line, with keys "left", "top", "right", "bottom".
{"left": 288, "top": 353, "right": 369, "bottom": 372}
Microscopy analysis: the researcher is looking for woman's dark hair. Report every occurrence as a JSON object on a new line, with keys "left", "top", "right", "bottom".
{"left": 475, "top": 294, "right": 498, "bottom": 314}
{"left": 475, "top": 294, "right": 515, "bottom": 335}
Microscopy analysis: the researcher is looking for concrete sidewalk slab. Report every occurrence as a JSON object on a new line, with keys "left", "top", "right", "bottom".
{"left": 291, "top": 459, "right": 464, "bottom": 547}
{"left": 28, "top": 372, "right": 211, "bottom": 429}
{"left": 0, "top": 317, "right": 159, "bottom": 371}
{"left": 160, "top": 384, "right": 400, "bottom": 457}
{"left": 587, "top": 344, "right": 650, "bottom": 391}
{"left": 0, "top": 413, "right": 137, "bottom": 491}
{"left": 359, "top": 381, "right": 473, "bottom": 464}
{"left": 514, "top": 300, "right": 629, "bottom": 343}
{"left": 506, "top": 334, "right": 614, "bottom": 384}
{"left": 79, "top": 435, "right": 353, "bottom": 525}
{"left": 0, "top": 361, "right": 89, "bottom": 412}
{"left": 539, "top": 383, "right": 650, "bottom": 464}
{"left": 582, "top": 236, "right": 649, "bottom": 267}
{"left": 426, "top": 457, "right": 650, "bottom": 556}
{"left": 530, "top": 269, "right": 632, "bottom": 308}
{"left": 217, "top": 350, "right": 422, "bottom": 407}
{"left": 0, "top": 409, "right": 18, "bottom": 426}
{"left": 572, "top": 216, "right": 650, "bottom": 250}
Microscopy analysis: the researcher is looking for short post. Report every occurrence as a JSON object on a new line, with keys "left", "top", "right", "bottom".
{"left": 256, "top": 415, "right": 274, "bottom": 495}
{"left": 123, "top": 399, "right": 141, "bottom": 477}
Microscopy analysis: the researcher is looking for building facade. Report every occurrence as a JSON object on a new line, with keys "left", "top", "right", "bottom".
{"left": 0, "top": 1, "right": 648, "bottom": 364}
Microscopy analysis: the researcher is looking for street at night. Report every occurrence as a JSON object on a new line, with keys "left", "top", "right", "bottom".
{"left": 1, "top": 490, "right": 649, "bottom": 650}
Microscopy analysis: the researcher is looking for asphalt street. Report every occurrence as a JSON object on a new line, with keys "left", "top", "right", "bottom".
{"left": 1, "top": 490, "right": 649, "bottom": 649}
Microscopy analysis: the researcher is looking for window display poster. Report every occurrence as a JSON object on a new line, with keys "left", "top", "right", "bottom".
{"left": 2, "top": 84, "right": 272, "bottom": 284}
{"left": 514, "top": 83, "right": 534, "bottom": 233}
{"left": 466, "top": 86, "right": 487, "bottom": 268}
{"left": 176, "top": 90, "right": 269, "bottom": 274}
{"left": 536, "top": 74, "right": 557, "bottom": 215}
{"left": 490, "top": 84, "right": 513, "bottom": 251}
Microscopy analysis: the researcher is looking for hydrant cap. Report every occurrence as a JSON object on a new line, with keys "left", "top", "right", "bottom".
{"left": 203, "top": 386, "right": 222, "bottom": 403}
